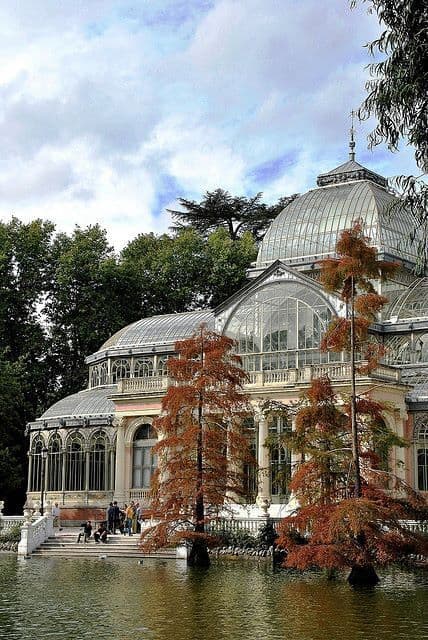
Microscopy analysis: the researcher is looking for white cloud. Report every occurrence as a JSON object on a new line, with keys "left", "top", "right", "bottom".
{"left": 0, "top": 0, "right": 420, "bottom": 249}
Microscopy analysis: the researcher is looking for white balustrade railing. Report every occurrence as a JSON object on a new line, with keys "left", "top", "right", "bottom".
{"left": 128, "top": 489, "right": 152, "bottom": 503}
{"left": 114, "top": 362, "right": 400, "bottom": 395}
{"left": 400, "top": 520, "right": 428, "bottom": 534}
{"left": 0, "top": 516, "right": 25, "bottom": 532}
{"left": 16, "top": 502, "right": 55, "bottom": 556}
{"left": 118, "top": 376, "right": 169, "bottom": 393}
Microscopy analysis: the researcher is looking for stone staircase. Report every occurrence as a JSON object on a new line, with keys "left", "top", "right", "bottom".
{"left": 31, "top": 529, "right": 177, "bottom": 559}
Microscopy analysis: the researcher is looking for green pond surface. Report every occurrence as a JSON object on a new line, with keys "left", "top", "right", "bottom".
{"left": 0, "top": 555, "right": 427, "bottom": 640}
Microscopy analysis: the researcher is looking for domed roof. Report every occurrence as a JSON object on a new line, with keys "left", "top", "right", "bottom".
{"left": 40, "top": 386, "right": 115, "bottom": 420}
{"left": 100, "top": 310, "right": 215, "bottom": 351}
{"left": 257, "top": 159, "right": 420, "bottom": 268}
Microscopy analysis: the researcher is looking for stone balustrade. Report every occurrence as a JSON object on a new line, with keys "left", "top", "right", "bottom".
{"left": 128, "top": 488, "right": 152, "bottom": 504}
{"left": 114, "top": 362, "right": 400, "bottom": 396}
{"left": 17, "top": 503, "right": 54, "bottom": 556}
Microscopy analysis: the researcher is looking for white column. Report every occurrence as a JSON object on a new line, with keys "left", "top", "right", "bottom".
{"left": 255, "top": 412, "right": 271, "bottom": 510}
{"left": 113, "top": 418, "right": 126, "bottom": 504}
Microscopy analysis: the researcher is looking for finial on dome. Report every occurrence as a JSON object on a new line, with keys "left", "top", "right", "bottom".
{"left": 349, "top": 110, "right": 356, "bottom": 161}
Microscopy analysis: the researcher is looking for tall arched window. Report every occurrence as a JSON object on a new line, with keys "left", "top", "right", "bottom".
{"left": 99, "top": 362, "right": 108, "bottom": 385}
{"left": 157, "top": 356, "right": 169, "bottom": 376}
{"left": 47, "top": 434, "right": 63, "bottom": 492}
{"left": 134, "top": 358, "right": 154, "bottom": 378}
{"left": 89, "top": 431, "right": 108, "bottom": 491}
{"left": 269, "top": 416, "right": 292, "bottom": 500}
{"left": 65, "top": 433, "right": 85, "bottom": 491}
{"left": 90, "top": 366, "right": 99, "bottom": 388}
{"left": 111, "top": 359, "right": 131, "bottom": 383}
{"left": 30, "top": 436, "right": 44, "bottom": 492}
{"left": 132, "top": 424, "right": 157, "bottom": 489}
{"left": 414, "top": 416, "right": 428, "bottom": 491}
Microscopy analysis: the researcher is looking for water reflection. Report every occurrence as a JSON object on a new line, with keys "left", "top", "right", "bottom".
{"left": 0, "top": 556, "right": 427, "bottom": 640}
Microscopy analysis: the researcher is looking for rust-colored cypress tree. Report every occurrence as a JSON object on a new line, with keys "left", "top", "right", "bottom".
{"left": 140, "top": 326, "right": 253, "bottom": 567}
{"left": 319, "top": 220, "right": 397, "bottom": 498}
{"left": 277, "top": 222, "right": 427, "bottom": 585}
{"left": 278, "top": 376, "right": 426, "bottom": 584}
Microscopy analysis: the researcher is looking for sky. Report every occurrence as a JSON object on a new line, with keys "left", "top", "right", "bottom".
{"left": 0, "top": 0, "right": 419, "bottom": 250}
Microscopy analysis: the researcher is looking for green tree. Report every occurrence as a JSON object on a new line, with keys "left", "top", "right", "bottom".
{"left": 120, "top": 229, "right": 207, "bottom": 318}
{"left": 46, "top": 225, "right": 126, "bottom": 397}
{"left": 0, "top": 218, "right": 55, "bottom": 511}
{"left": 354, "top": 0, "right": 427, "bottom": 269}
{"left": 141, "top": 327, "right": 253, "bottom": 567}
{"left": 168, "top": 188, "right": 296, "bottom": 241}
{"left": 203, "top": 228, "right": 257, "bottom": 307}
{"left": 0, "top": 355, "right": 26, "bottom": 513}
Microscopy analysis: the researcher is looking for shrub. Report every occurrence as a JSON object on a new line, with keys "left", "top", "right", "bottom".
{"left": 0, "top": 524, "right": 21, "bottom": 543}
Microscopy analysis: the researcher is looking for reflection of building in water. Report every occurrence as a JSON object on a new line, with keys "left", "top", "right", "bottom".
{"left": 26, "top": 147, "right": 428, "bottom": 522}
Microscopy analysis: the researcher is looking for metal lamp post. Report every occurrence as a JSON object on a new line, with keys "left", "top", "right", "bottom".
{"left": 40, "top": 447, "right": 48, "bottom": 515}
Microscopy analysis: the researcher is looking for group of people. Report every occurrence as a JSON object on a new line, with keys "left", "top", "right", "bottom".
{"left": 106, "top": 500, "right": 144, "bottom": 536}
{"left": 76, "top": 520, "right": 108, "bottom": 544}
{"left": 73, "top": 500, "right": 146, "bottom": 544}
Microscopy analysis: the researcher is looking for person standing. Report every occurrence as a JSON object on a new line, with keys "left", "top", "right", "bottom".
{"left": 125, "top": 502, "right": 134, "bottom": 536}
{"left": 113, "top": 501, "right": 121, "bottom": 534}
{"left": 107, "top": 502, "right": 115, "bottom": 533}
{"left": 52, "top": 502, "right": 61, "bottom": 530}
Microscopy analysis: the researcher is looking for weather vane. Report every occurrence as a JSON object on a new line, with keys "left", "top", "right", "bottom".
{"left": 349, "top": 110, "right": 356, "bottom": 161}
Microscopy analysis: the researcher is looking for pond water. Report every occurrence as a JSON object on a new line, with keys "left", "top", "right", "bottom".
{"left": 0, "top": 555, "right": 427, "bottom": 640}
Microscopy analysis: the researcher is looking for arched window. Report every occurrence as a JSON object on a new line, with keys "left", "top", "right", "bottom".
{"left": 90, "top": 362, "right": 109, "bottom": 388}
{"left": 269, "top": 416, "right": 292, "bottom": 500}
{"left": 415, "top": 417, "right": 428, "bottom": 491}
{"left": 65, "top": 433, "right": 85, "bottom": 491}
{"left": 89, "top": 431, "right": 108, "bottom": 491}
{"left": 30, "top": 436, "right": 44, "bottom": 492}
{"left": 111, "top": 359, "right": 131, "bottom": 383}
{"left": 157, "top": 356, "right": 169, "bottom": 376}
{"left": 99, "top": 362, "right": 108, "bottom": 385}
{"left": 90, "top": 366, "right": 99, "bottom": 388}
{"left": 134, "top": 358, "right": 154, "bottom": 378}
{"left": 225, "top": 281, "right": 334, "bottom": 372}
{"left": 47, "top": 434, "right": 63, "bottom": 492}
{"left": 132, "top": 424, "right": 157, "bottom": 489}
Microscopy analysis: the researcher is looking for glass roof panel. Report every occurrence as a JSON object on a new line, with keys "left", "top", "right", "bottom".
{"left": 41, "top": 386, "right": 116, "bottom": 419}
{"left": 101, "top": 310, "right": 215, "bottom": 350}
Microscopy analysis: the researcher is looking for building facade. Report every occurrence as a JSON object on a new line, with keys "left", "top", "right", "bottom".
{"left": 26, "top": 152, "right": 428, "bottom": 522}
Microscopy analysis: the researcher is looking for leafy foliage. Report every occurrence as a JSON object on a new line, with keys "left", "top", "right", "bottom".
{"left": 319, "top": 221, "right": 397, "bottom": 372}
{"left": 140, "top": 327, "right": 253, "bottom": 566}
{"left": 168, "top": 188, "right": 297, "bottom": 241}
{"left": 353, "top": 0, "right": 427, "bottom": 270}
{"left": 46, "top": 225, "right": 127, "bottom": 397}
{"left": 0, "top": 523, "right": 22, "bottom": 543}
{"left": 355, "top": 0, "right": 427, "bottom": 171}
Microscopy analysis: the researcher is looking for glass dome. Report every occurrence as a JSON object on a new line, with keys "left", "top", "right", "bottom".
{"left": 257, "top": 162, "right": 420, "bottom": 267}
{"left": 100, "top": 310, "right": 215, "bottom": 350}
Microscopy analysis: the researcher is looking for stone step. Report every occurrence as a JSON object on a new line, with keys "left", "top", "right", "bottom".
{"left": 33, "top": 535, "right": 177, "bottom": 559}
{"left": 32, "top": 550, "right": 173, "bottom": 558}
